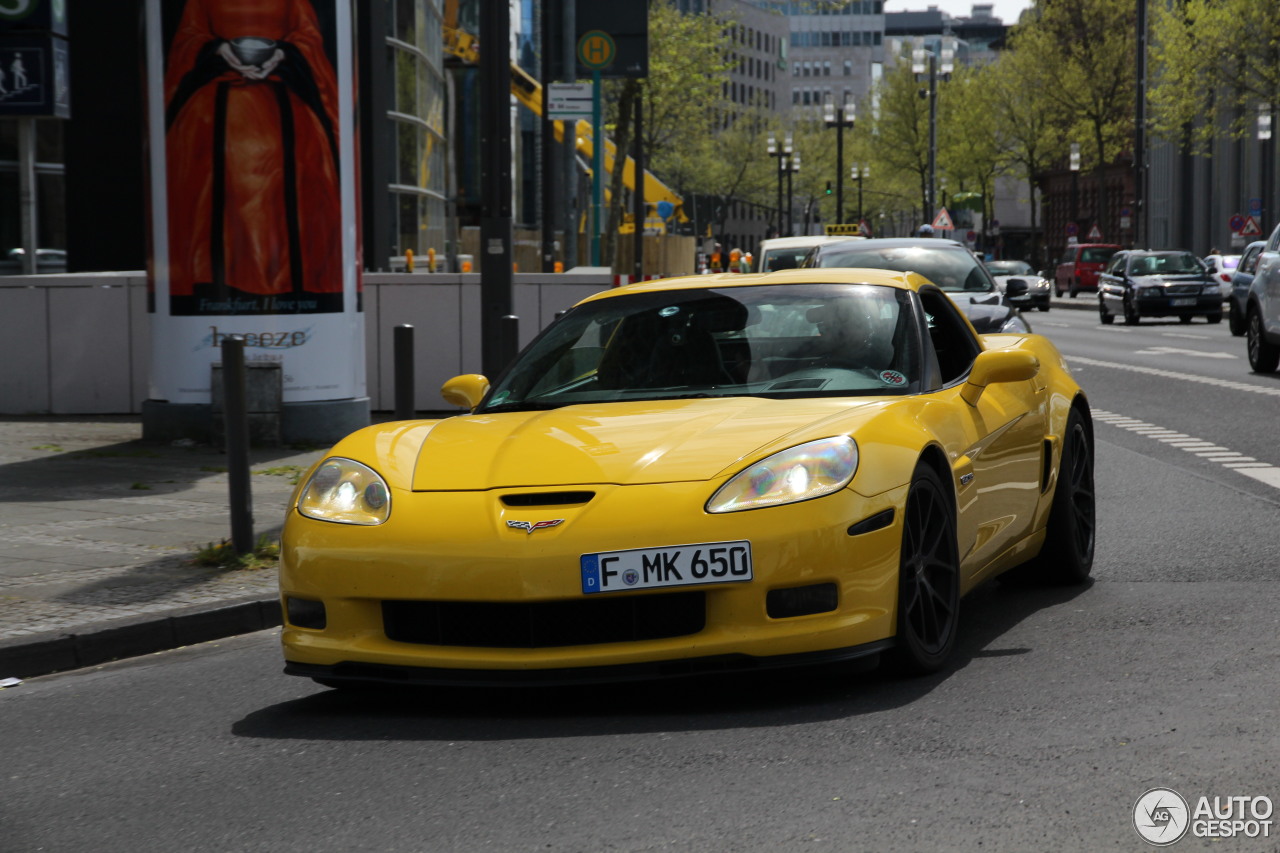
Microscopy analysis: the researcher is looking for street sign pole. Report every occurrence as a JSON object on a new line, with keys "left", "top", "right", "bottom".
{"left": 577, "top": 30, "right": 615, "bottom": 268}
{"left": 592, "top": 67, "right": 602, "bottom": 266}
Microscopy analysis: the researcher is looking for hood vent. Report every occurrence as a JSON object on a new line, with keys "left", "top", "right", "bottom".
{"left": 501, "top": 491, "right": 596, "bottom": 507}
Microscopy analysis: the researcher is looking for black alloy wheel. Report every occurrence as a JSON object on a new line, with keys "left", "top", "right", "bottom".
{"left": 1247, "top": 309, "right": 1280, "bottom": 373}
{"left": 887, "top": 465, "right": 960, "bottom": 675}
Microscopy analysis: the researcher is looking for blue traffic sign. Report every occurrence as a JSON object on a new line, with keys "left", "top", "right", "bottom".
{"left": 1230, "top": 214, "right": 1246, "bottom": 233}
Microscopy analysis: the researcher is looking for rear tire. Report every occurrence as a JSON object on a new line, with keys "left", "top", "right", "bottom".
{"left": 885, "top": 465, "right": 960, "bottom": 676}
{"left": 1247, "top": 309, "right": 1280, "bottom": 372}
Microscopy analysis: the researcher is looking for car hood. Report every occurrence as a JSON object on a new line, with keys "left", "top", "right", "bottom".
{"left": 387, "top": 398, "right": 893, "bottom": 491}
{"left": 1132, "top": 273, "right": 1209, "bottom": 283}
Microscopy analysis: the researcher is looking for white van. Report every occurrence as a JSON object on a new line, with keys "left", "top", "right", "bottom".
{"left": 758, "top": 235, "right": 861, "bottom": 272}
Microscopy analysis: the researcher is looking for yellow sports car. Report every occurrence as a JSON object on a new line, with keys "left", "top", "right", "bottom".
{"left": 279, "top": 268, "right": 1094, "bottom": 688}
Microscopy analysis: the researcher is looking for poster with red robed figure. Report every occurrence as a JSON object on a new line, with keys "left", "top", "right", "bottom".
{"left": 145, "top": 0, "right": 363, "bottom": 407}
{"left": 162, "top": 0, "right": 344, "bottom": 315}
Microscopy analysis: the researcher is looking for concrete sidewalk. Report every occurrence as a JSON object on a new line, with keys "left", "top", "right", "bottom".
{"left": 0, "top": 415, "right": 325, "bottom": 680}
{"left": 0, "top": 295, "right": 1104, "bottom": 684}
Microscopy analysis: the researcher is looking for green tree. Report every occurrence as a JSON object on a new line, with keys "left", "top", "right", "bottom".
{"left": 869, "top": 56, "right": 932, "bottom": 219}
{"left": 1011, "top": 0, "right": 1136, "bottom": 236}
{"left": 979, "top": 46, "right": 1069, "bottom": 265}
{"left": 1149, "top": 0, "right": 1280, "bottom": 147}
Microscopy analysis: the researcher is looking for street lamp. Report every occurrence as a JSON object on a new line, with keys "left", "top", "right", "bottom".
{"left": 823, "top": 96, "right": 856, "bottom": 225}
{"left": 1069, "top": 142, "right": 1081, "bottom": 236}
{"left": 912, "top": 39, "right": 954, "bottom": 221}
{"left": 1260, "top": 109, "right": 1274, "bottom": 233}
{"left": 851, "top": 164, "right": 869, "bottom": 228}
{"left": 788, "top": 150, "right": 801, "bottom": 236}
{"left": 766, "top": 132, "right": 793, "bottom": 238}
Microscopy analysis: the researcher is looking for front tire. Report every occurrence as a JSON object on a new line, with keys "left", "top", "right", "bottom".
{"left": 1123, "top": 293, "right": 1140, "bottom": 325}
{"left": 1229, "top": 302, "right": 1246, "bottom": 336}
{"left": 1099, "top": 298, "right": 1114, "bottom": 325}
{"left": 1205, "top": 311, "right": 1221, "bottom": 325}
{"left": 1247, "top": 308, "right": 1280, "bottom": 372}
{"left": 886, "top": 465, "right": 960, "bottom": 675}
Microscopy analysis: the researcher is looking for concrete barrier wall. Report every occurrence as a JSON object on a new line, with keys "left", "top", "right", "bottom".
{"left": 0, "top": 271, "right": 615, "bottom": 415}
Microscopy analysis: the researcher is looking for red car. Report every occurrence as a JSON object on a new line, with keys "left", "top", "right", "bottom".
{"left": 1055, "top": 243, "right": 1121, "bottom": 297}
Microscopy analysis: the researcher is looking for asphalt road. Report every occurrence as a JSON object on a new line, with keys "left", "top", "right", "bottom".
{"left": 3, "top": 309, "right": 1279, "bottom": 853}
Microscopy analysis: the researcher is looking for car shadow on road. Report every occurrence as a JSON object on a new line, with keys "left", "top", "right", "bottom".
{"left": 231, "top": 579, "right": 1094, "bottom": 743}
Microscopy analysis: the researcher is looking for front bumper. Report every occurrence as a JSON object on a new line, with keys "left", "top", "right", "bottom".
{"left": 280, "top": 480, "right": 906, "bottom": 680}
{"left": 1133, "top": 293, "right": 1221, "bottom": 317}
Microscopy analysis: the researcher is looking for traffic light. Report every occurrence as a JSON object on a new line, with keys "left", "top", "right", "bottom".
{"left": 825, "top": 181, "right": 832, "bottom": 195}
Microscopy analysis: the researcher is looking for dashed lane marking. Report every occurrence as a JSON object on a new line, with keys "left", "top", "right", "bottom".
{"left": 1091, "top": 408, "right": 1280, "bottom": 490}
{"left": 1066, "top": 356, "right": 1280, "bottom": 397}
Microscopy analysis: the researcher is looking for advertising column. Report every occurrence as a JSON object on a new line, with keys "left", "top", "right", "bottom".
{"left": 142, "top": 0, "right": 366, "bottom": 444}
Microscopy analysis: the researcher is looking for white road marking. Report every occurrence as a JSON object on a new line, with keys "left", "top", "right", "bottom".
{"left": 1092, "top": 408, "right": 1279, "bottom": 490}
{"left": 1133, "top": 346, "right": 1236, "bottom": 359}
{"left": 1162, "top": 332, "right": 1212, "bottom": 340}
{"left": 1067, "top": 356, "right": 1280, "bottom": 398}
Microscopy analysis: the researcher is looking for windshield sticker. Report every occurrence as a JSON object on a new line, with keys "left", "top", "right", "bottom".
{"left": 879, "top": 370, "right": 907, "bottom": 387}
{"left": 659, "top": 306, "right": 681, "bottom": 317}
{"left": 490, "top": 390, "right": 511, "bottom": 406}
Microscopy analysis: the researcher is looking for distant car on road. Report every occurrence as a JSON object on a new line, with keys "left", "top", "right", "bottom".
{"left": 757, "top": 235, "right": 852, "bottom": 272}
{"left": 1055, "top": 243, "right": 1121, "bottom": 298}
{"left": 1228, "top": 242, "right": 1265, "bottom": 336}
{"left": 1097, "top": 249, "right": 1221, "bottom": 326}
{"left": 984, "top": 259, "right": 1051, "bottom": 312}
{"left": 1202, "top": 253, "right": 1241, "bottom": 301}
{"left": 804, "top": 237, "right": 1031, "bottom": 334}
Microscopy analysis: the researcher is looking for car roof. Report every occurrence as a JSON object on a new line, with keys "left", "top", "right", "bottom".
{"left": 578, "top": 267, "right": 934, "bottom": 305}
{"left": 758, "top": 235, "right": 855, "bottom": 251}
{"left": 818, "top": 237, "right": 968, "bottom": 252}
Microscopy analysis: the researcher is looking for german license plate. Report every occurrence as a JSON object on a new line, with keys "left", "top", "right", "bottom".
{"left": 581, "top": 541, "right": 752, "bottom": 594}
{"left": 1170, "top": 298, "right": 1196, "bottom": 306}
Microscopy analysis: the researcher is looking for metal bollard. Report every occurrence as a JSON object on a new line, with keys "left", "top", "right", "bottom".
{"left": 500, "top": 314, "right": 519, "bottom": 371}
{"left": 221, "top": 336, "right": 255, "bottom": 554}
{"left": 394, "top": 324, "right": 415, "bottom": 420}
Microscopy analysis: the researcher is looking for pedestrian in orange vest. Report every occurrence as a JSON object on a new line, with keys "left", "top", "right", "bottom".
{"left": 709, "top": 242, "right": 724, "bottom": 273}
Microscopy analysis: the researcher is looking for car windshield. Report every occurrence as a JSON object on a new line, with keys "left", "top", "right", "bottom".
{"left": 1080, "top": 247, "right": 1118, "bottom": 263}
{"left": 812, "top": 246, "right": 993, "bottom": 293}
{"left": 985, "top": 260, "right": 1034, "bottom": 276}
{"left": 1129, "top": 252, "right": 1205, "bottom": 275}
{"left": 478, "top": 284, "right": 922, "bottom": 413}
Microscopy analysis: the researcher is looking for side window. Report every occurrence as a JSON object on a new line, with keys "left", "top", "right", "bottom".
{"left": 918, "top": 287, "right": 981, "bottom": 386}
{"left": 1243, "top": 247, "right": 1261, "bottom": 275}
{"left": 1268, "top": 225, "right": 1280, "bottom": 253}
{"left": 1105, "top": 253, "right": 1126, "bottom": 275}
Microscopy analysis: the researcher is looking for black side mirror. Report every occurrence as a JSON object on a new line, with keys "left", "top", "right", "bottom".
{"left": 1004, "top": 278, "right": 1030, "bottom": 297}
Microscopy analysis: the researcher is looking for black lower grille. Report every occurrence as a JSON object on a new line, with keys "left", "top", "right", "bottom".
{"left": 382, "top": 591, "right": 706, "bottom": 648}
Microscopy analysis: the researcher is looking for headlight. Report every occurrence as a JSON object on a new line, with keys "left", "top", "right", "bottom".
{"left": 297, "top": 457, "right": 391, "bottom": 525}
{"left": 1000, "top": 313, "right": 1031, "bottom": 333}
{"left": 706, "top": 437, "right": 858, "bottom": 513}
{"left": 1140, "top": 287, "right": 1164, "bottom": 298}
{"left": 1202, "top": 284, "right": 1220, "bottom": 295}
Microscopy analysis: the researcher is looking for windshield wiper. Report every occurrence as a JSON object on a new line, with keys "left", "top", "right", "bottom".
{"left": 479, "top": 401, "right": 568, "bottom": 414}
